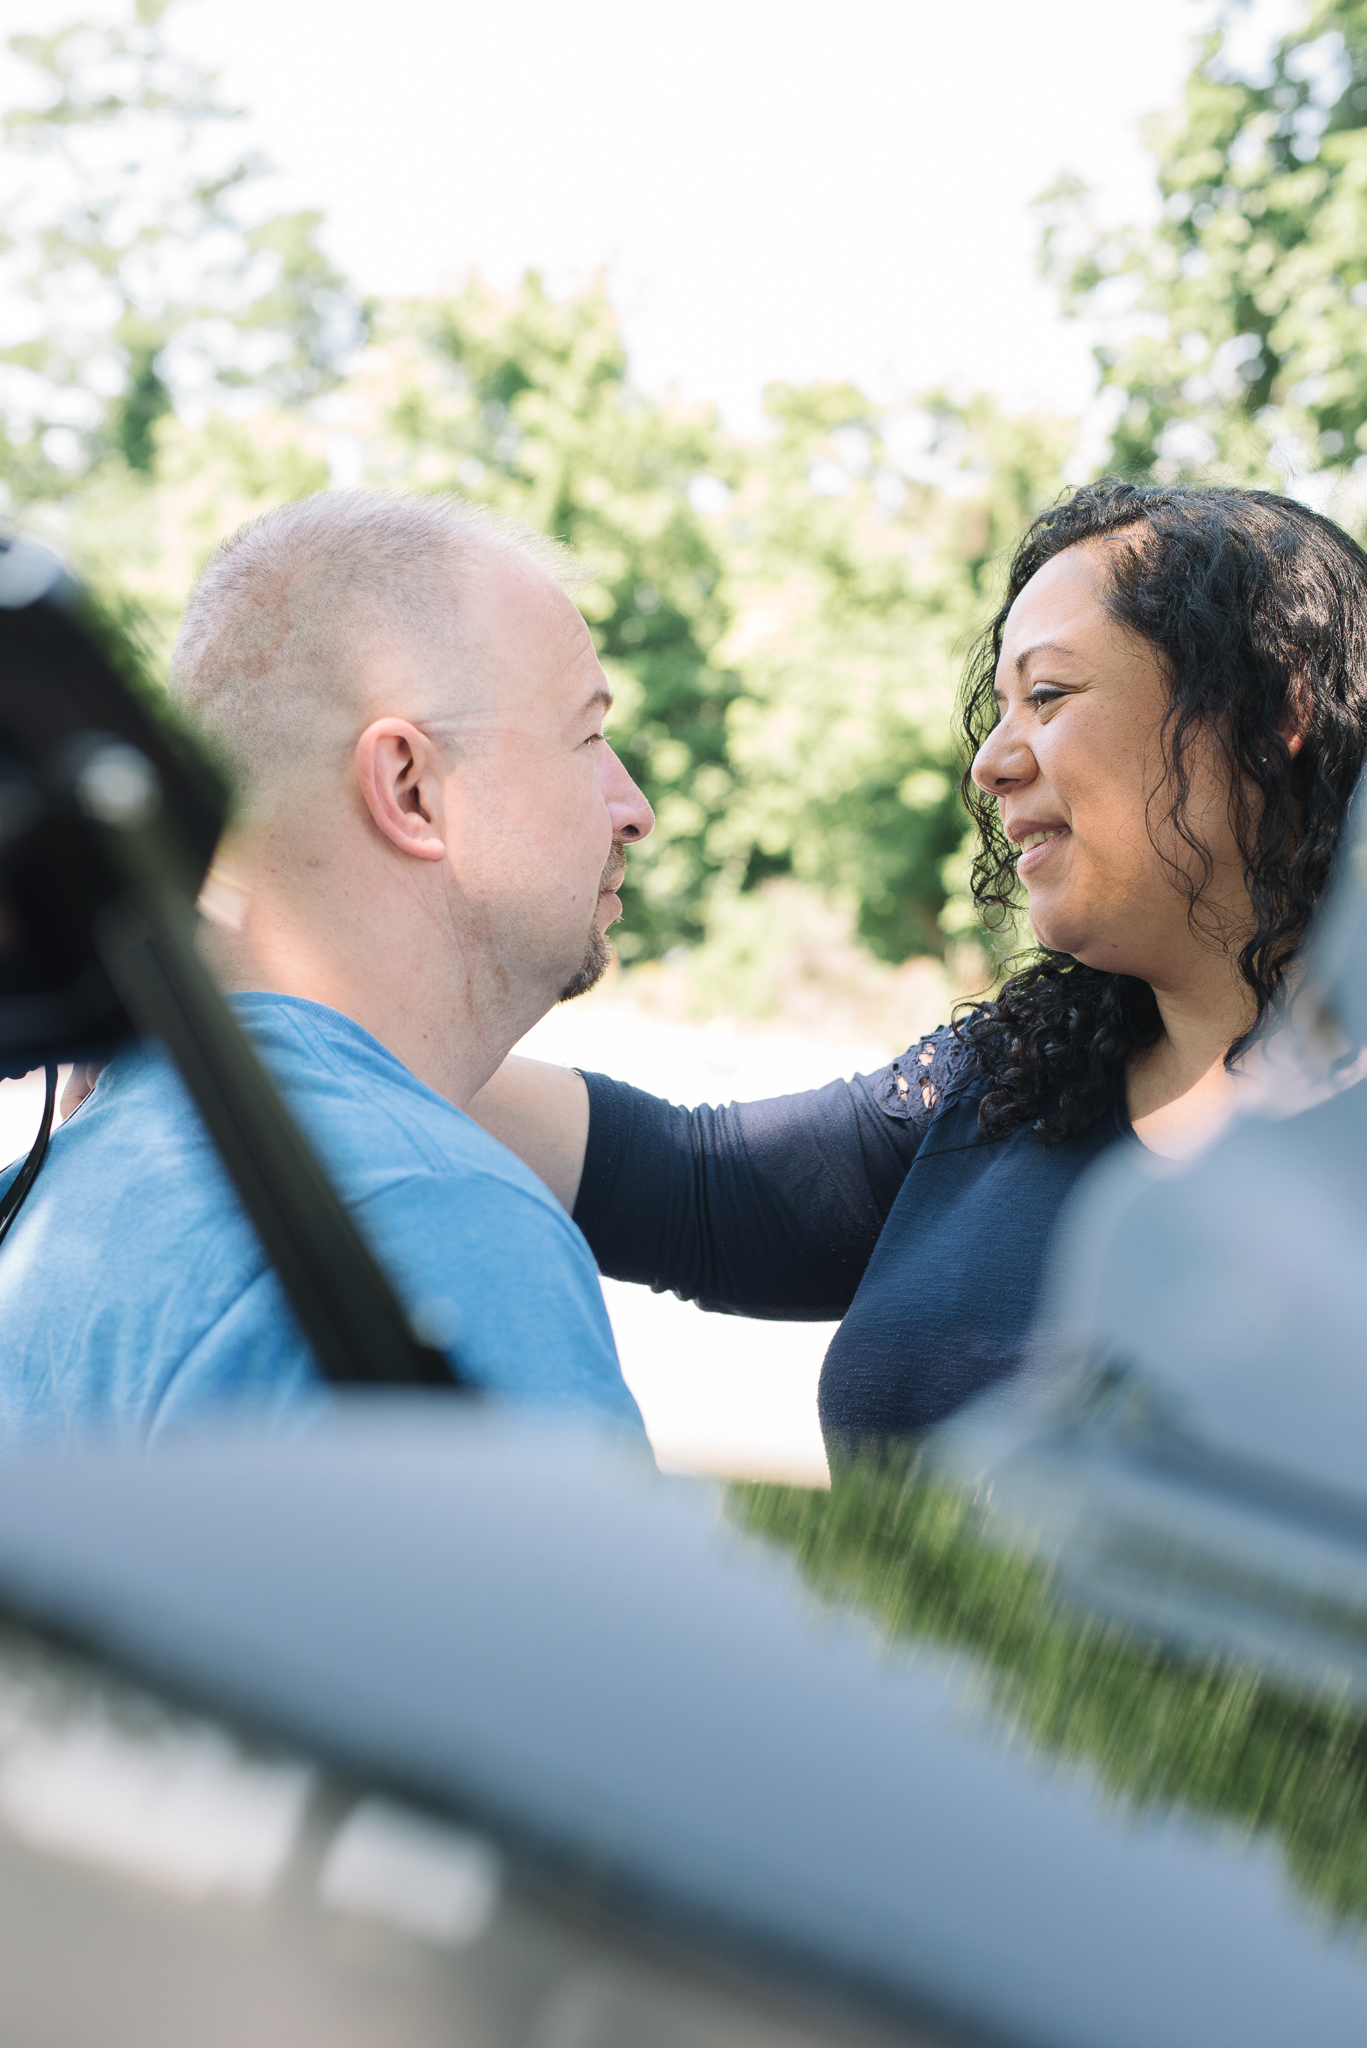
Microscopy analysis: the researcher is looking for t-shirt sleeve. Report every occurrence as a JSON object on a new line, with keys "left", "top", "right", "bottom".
{"left": 572, "top": 1030, "right": 965, "bottom": 1320}
{"left": 151, "top": 1165, "right": 644, "bottom": 1442}
{"left": 347, "top": 1169, "right": 643, "bottom": 1434}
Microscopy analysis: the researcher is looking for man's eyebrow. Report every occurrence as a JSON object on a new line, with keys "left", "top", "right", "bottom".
{"left": 580, "top": 686, "right": 613, "bottom": 717}
{"left": 1014, "top": 639, "right": 1078, "bottom": 676}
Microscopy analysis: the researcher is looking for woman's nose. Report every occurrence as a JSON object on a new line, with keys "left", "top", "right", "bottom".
{"left": 971, "top": 715, "right": 1036, "bottom": 796}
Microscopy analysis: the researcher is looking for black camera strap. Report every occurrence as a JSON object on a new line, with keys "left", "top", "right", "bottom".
{"left": 0, "top": 1066, "right": 57, "bottom": 1249}
{"left": 0, "top": 542, "right": 463, "bottom": 1392}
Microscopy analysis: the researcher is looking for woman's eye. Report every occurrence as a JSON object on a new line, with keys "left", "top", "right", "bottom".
{"left": 1029, "top": 688, "right": 1066, "bottom": 712}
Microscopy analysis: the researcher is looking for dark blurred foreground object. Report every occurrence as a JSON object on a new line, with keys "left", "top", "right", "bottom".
{"left": 0, "top": 534, "right": 453, "bottom": 1387}
{"left": 2, "top": 1408, "right": 1367, "bottom": 2048}
{"left": 933, "top": 775, "right": 1367, "bottom": 1703}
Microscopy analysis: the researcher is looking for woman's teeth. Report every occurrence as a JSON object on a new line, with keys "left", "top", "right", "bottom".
{"left": 1018, "top": 829, "right": 1064, "bottom": 854}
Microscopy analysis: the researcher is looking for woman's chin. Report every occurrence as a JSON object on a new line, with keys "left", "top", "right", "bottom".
{"left": 1032, "top": 920, "right": 1146, "bottom": 977}
{"left": 1025, "top": 902, "right": 1086, "bottom": 959}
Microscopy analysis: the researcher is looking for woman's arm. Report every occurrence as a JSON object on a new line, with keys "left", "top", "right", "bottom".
{"left": 572, "top": 1066, "right": 927, "bottom": 1320}
{"left": 471, "top": 1036, "right": 948, "bottom": 1319}
{"left": 466, "top": 1056, "right": 590, "bottom": 1213}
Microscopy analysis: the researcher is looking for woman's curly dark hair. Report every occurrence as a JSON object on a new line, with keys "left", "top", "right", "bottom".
{"left": 955, "top": 478, "right": 1367, "bottom": 1144}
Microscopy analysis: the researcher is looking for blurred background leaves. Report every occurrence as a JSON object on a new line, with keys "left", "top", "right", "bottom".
{"left": 1042, "top": 0, "right": 1367, "bottom": 494}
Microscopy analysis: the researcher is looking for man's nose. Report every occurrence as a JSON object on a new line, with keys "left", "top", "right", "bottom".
{"left": 602, "top": 742, "right": 654, "bottom": 843}
{"left": 971, "top": 715, "right": 1036, "bottom": 796}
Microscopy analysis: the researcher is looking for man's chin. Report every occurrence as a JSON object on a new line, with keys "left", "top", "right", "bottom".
{"left": 558, "top": 923, "right": 613, "bottom": 1004}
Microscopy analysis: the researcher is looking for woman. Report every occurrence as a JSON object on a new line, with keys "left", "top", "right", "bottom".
{"left": 471, "top": 480, "right": 1367, "bottom": 1442}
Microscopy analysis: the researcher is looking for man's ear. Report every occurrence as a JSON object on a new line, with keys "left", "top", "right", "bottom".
{"left": 355, "top": 719, "right": 448, "bottom": 862}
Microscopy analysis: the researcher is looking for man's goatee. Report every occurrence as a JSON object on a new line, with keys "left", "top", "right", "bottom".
{"left": 559, "top": 922, "right": 612, "bottom": 1003}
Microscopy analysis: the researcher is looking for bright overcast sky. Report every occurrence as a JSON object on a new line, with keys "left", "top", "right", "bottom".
{"left": 5, "top": 0, "right": 1309, "bottom": 431}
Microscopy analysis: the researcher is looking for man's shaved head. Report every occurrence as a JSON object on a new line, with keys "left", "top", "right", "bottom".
{"left": 170, "top": 489, "right": 577, "bottom": 813}
{"left": 172, "top": 486, "right": 652, "bottom": 1104}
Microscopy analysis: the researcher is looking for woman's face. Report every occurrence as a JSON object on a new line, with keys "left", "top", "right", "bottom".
{"left": 971, "top": 542, "right": 1248, "bottom": 986}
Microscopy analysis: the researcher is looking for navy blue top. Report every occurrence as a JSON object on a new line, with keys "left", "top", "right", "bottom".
{"left": 574, "top": 1025, "right": 1133, "bottom": 1445}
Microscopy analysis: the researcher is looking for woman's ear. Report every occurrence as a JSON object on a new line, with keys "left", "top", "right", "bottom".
{"left": 355, "top": 719, "right": 448, "bottom": 862}
{"left": 1278, "top": 675, "right": 1312, "bottom": 761}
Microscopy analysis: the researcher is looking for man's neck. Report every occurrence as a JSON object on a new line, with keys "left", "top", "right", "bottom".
{"left": 200, "top": 874, "right": 536, "bottom": 1112}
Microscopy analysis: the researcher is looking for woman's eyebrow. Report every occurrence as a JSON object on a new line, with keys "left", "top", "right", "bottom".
{"left": 1015, "top": 638, "right": 1077, "bottom": 676}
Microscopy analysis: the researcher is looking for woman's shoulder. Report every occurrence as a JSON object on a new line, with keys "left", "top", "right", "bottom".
{"left": 865, "top": 1018, "right": 989, "bottom": 1127}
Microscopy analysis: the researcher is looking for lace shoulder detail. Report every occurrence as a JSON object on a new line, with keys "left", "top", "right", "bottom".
{"left": 872, "top": 1023, "right": 983, "bottom": 1125}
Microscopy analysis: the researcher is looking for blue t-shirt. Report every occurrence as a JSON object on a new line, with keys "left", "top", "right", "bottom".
{"left": 0, "top": 993, "right": 642, "bottom": 1445}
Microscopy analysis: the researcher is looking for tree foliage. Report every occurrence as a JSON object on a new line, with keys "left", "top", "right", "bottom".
{"left": 0, "top": 0, "right": 1076, "bottom": 974}
{"left": 1042, "top": 0, "right": 1367, "bottom": 485}
{"left": 353, "top": 286, "right": 1070, "bottom": 961}
{"left": 340, "top": 284, "right": 1057, "bottom": 962}
{"left": 0, "top": 0, "right": 362, "bottom": 502}
{"left": 712, "top": 387, "right": 1072, "bottom": 960}
{"left": 351, "top": 281, "right": 738, "bottom": 959}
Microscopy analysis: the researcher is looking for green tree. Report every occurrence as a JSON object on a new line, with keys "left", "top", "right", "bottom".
{"left": 361, "top": 276, "right": 738, "bottom": 958}
{"left": 1, "top": 6, "right": 1072, "bottom": 976}
{"left": 362, "top": 284, "right": 1071, "bottom": 965}
{"left": 1042, "top": 1, "right": 1367, "bottom": 484}
{"left": 0, "top": 0, "right": 361, "bottom": 506}
{"left": 714, "top": 385, "right": 1071, "bottom": 962}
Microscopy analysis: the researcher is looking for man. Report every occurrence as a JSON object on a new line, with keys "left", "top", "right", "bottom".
{"left": 0, "top": 490, "right": 654, "bottom": 1439}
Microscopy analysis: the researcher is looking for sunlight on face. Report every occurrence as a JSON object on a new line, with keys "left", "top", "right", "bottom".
{"left": 435, "top": 553, "right": 654, "bottom": 1008}
{"left": 971, "top": 543, "right": 1246, "bottom": 987}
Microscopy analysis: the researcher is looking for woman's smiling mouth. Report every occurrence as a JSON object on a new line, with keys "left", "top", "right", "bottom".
{"left": 1012, "top": 825, "right": 1069, "bottom": 876}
